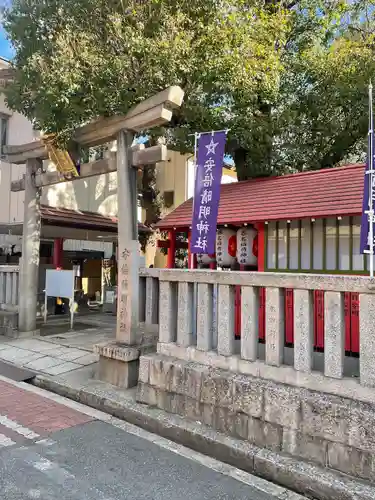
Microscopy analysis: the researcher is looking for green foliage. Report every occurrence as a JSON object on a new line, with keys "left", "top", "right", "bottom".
{"left": 3, "top": 1, "right": 287, "bottom": 163}
{"left": 3, "top": 0, "right": 375, "bottom": 180}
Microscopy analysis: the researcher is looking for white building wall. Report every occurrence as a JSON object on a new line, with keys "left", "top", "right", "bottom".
{"left": 0, "top": 59, "right": 112, "bottom": 253}
{"left": 63, "top": 239, "right": 112, "bottom": 258}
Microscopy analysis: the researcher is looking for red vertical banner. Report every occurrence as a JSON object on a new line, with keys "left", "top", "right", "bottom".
{"left": 350, "top": 292, "right": 360, "bottom": 354}
{"left": 314, "top": 290, "right": 325, "bottom": 349}
{"left": 284, "top": 289, "right": 294, "bottom": 345}
{"left": 344, "top": 292, "right": 351, "bottom": 352}
{"left": 259, "top": 287, "right": 266, "bottom": 341}
{"left": 234, "top": 286, "right": 241, "bottom": 338}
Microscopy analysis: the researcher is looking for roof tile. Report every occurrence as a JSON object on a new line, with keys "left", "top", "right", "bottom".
{"left": 156, "top": 164, "right": 365, "bottom": 229}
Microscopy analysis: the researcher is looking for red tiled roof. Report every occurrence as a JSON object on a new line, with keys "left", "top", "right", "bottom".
{"left": 156, "top": 164, "right": 365, "bottom": 230}
{"left": 41, "top": 205, "right": 151, "bottom": 233}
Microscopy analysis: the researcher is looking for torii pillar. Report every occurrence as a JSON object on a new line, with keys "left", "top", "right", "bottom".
{"left": 18, "top": 158, "right": 42, "bottom": 334}
{"left": 115, "top": 129, "right": 139, "bottom": 344}
{"left": 95, "top": 86, "right": 185, "bottom": 388}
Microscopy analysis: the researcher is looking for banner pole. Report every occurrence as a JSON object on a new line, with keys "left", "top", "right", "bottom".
{"left": 370, "top": 82, "right": 374, "bottom": 278}
{"left": 187, "top": 132, "right": 199, "bottom": 269}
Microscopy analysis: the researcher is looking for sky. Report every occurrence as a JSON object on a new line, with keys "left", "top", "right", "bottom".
{"left": 0, "top": 26, "right": 12, "bottom": 60}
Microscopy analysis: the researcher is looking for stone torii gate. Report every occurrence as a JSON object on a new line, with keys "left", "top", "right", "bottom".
{"left": 5, "top": 87, "right": 184, "bottom": 354}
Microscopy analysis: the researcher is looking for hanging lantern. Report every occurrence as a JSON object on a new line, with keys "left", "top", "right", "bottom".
{"left": 236, "top": 227, "right": 258, "bottom": 266}
{"left": 197, "top": 253, "right": 215, "bottom": 266}
{"left": 216, "top": 228, "right": 237, "bottom": 267}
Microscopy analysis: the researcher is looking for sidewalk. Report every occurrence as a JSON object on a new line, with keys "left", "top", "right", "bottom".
{"left": 0, "top": 312, "right": 157, "bottom": 378}
{"left": 0, "top": 317, "right": 109, "bottom": 377}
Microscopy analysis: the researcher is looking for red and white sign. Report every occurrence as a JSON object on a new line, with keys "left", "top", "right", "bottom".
{"left": 216, "top": 228, "right": 237, "bottom": 267}
{"left": 236, "top": 227, "right": 258, "bottom": 266}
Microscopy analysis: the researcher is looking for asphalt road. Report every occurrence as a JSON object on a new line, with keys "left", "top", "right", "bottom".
{"left": 0, "top": 377, "right": 294, "bottom": 500}
{"left": 0, "top": 420, "right": 281, "bottom": 500}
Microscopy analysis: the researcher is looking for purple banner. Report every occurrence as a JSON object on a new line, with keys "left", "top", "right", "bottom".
{"left": 360, "top": 132, "right": 375, "bottom": 253}
{"left": 191, "top": 131, "right": 227, "bottom": 254}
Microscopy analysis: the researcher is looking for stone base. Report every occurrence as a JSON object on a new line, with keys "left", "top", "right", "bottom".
{"left": 97, "top": 355, "right": 139, "bottom": 389}
{"left": 0, "top": 312, "right": 39, "bottom": 338}
{"left": 94, "top": 342, "right": 141, "bottom": 389}
{"left": 137, "top": 353, "right": 375, "bottom": 484}
{"left": 94, "top": 329, "right": 159, "bottom": 389}
{"left": 7, "top": 328, "right": 41, "bottom": 339}
{"left": 0, "top": 311, "right": 18, "bottom": 337}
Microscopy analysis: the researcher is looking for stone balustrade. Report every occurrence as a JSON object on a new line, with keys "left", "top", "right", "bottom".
{"left": 0, "top": 265, "right": 20, "bottom": 336}
{"left": 153, "top": 269, "right": 375, "bottom": 388}
{"left": 139, "top": 267, "right": 160, "bottom": 327}
{"left": 136, "top": 269, "right": 375, "bottom": 485}
{"left": 0, "top": 265, "right": 19, "bottom": 310}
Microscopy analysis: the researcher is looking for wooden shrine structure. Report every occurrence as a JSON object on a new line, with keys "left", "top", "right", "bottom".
{"left": 156, "top": 164, "right": 367, "bottom": 356}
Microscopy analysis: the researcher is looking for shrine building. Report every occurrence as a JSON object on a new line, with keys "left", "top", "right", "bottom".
{"left": 155, "top": 163, "right": 367, "bottom": 356}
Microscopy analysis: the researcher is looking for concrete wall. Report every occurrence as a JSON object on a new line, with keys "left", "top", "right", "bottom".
{"left": 138, "top": 353, "right": 375, "bottom": 483}
{"left": 0, "top": 91, "right": 34, "bottom": 224}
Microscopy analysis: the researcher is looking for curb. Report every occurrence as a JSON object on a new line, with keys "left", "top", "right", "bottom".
{"left": 31, "top": 375, "right": 375, "bottom": 500}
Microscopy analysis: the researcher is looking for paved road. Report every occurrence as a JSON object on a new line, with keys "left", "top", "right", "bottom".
{"left": 0, "top": 377, "right": 293, "bottom": 500}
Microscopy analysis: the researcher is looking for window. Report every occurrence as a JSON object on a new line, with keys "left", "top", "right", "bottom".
{"left": 353, "top": 217, "right": 365, "bottom": 271}
{"left": 163, "top": 190, "right": 175, "bottom": 208}
{"left": 278, "top": 221, "right": 287, "bottom": 269}
{"left": 266, "top": 216, "right": 369, "bottom": 274}
{"left": 301, "top": 219, "right": 311, "bottom": 270}
{"left": 0, "top": 116, "right": 8, "bottom": 158}
{"left": 326, "top": 218, "right": 337, "bottom": 270}
{"left": 289, "top": 221, "right": 299, "bottom": 270}
{"left": 313, "top": 219, "right": 323, "bottom": 270}
{"left": 267, "top": 222, "right": 277, "bottom": 269}
{"left": 339, "top": 217, "right": 350, "bottom": 271}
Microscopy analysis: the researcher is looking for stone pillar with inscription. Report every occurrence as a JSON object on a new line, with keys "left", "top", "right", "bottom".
{"left": 92, "top": 85, "right": 184, "bottom": 388}
{"left": 95, "top": 131, "right": 144, "bottom": 388}
{"left": 18, "top": 158, "right": 42, "bottom": 335}
{"left": 115, "top": 130, "right": 139, "bottom": 345}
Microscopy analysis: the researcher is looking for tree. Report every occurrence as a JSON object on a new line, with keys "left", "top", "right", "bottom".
{"left": 3, "top": 1, "right": 288, "bottom": 169}
{"left": 273, "top": 0, "right": 375, "bottom": 173}
{"left": 3, "top": 0, "right": 375, "bottom": 183}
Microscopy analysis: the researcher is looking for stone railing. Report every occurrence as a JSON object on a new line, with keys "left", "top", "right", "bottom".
{"left": 137, "top": 269, "right": 375, "bottom": 488}
{"left": 139, "top": 267, "right": 161, "bottom": 327}
{"left": 156, "top": 269, "right": 375, "bottom": 391}
{"left": 0, "top": 265, "right": 19, "bottom": 310}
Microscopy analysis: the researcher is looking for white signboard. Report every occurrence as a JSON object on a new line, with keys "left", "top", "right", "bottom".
{"left": 45, "top": 270, "right": 75, "bottom": 298}
{"left": 44, "top": 269, "right": 75, "bottom": 329}
{"left": 105, "top": 290, "right": 115, "bottom": 304}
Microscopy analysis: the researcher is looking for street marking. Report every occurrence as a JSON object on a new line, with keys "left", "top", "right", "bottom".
{"left": 0, "top": 415, "right": 39, "bottom": 440}
{"left": 35, "top": 438, "right": 56, "bottom": 447}
{"left": 18, "top": 448, "right": 117, "bottom": 500}
{"left": 24, "top": 452, "right": 76, "bottom": 480}
{"left": 28, "top": 490, "right": 41, "bottom": 499}
{"left": 0, "top": 432, "right": 16, "bottom": 447}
